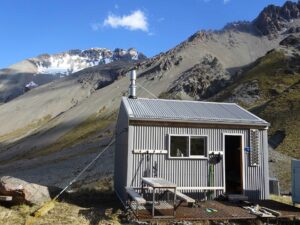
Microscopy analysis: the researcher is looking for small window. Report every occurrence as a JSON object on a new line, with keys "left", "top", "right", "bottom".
{"left": 170, "top": 136, "right": 189, "bottom": 157}
{"left": 169, "top": 135, "right": 207, "bottom": 158}
{"left": 191, "top": 137, "right": 206, "bottom": 156}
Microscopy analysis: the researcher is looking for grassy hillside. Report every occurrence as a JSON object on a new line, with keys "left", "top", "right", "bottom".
{"left": 207, "top": 37, "right": 300, "bottom": 192}
{"left": 255, "top": 80, "right": 300, "bottom": 159}
{"left": 212, "top": 47, "right": 300, "bottom": 159}
{"left": 214, "top": 49, "right": 300, "bottom": 106}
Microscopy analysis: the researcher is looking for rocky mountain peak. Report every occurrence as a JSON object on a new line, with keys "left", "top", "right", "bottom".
{"left": 29, "top": 47, "right": 146, "bottom": 76}
{"left": 253, "top": 1, "right": 300, "bottom": 36}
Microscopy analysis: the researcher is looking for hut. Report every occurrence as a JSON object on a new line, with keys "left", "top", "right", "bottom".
{"left": 114, "top": 71, "right": 270, "bottom": 205}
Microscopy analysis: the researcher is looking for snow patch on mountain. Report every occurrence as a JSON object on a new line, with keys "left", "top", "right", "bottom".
{"left": 25, "top": 81, "right": 38, "bottom": 88}
{"left": 29, "top": 48, "right": 145, "bottom": 76}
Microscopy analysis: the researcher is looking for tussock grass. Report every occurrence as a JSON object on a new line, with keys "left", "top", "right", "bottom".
{"left": 214, "top": 50, "right": 300, "bottom": 159}
{"left": 257, "top": 80, "right": 300, "bottom": 159}
{"left": 210, "top": 49, "right": 300, "bottom": 192}
{"left": 0, "top": 178, "right": 121, "bottom": 225}
{"left": 0, "top": 115, "right": 52, "bottom": 142}
{"left": 23, "top": 109, "right": 117, "bottom": 159}
{"left": 216, "top": 50, "right": 300, "bottom": 107}
{"left": 270, "top": 194, "right": 300, "bottom": 208}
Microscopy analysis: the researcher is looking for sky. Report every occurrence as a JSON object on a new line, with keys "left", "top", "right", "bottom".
{"left": 0, "top": 0, "right": 292, "bottom": 68}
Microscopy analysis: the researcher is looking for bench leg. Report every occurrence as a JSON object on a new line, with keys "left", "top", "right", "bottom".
{"left": 173, "top": 187, "right": 176, "bottom": 218}
{"left": 152, "top": 188, "right": 155, "bottom": 218}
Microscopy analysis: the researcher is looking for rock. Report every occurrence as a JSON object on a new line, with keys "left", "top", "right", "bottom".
{"left": 253, "top": 1, "right": 300, "bottom": 36}
{"left": 285, "top": 26, "right": 300, "bottom": 34}
{"left": 279, "top": 34, "right": 300, "bottom": 47}
{"left": 228, "top": 80, "right": 260, "bottom": 106}
{"left": 0, "top": 176, "right": 51, "bottom": 205}
{"left": 166, "top": 54, "right": 231, "bottom": 100}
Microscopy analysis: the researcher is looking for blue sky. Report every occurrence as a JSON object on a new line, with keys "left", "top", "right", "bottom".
{"left": 0, "top": 0, "right": 291, "bottom": 68}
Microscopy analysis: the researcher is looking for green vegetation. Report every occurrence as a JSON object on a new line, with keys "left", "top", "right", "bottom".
{"left": 158, "top": 91, "right": 182, "bottom": 100}
{"left": 215, "top": 50, "right": 300, "bottom": 108}
{"left": 214, "top": 50, "right": 300, "bottom": 159}
{"left": 26, "top": 109, "right": 117, "bottom": 159}
{"left": 209, "top": 48, "right": 300, "bottom": 192}
{"left": 0, "top": 201, "right": 122, "bottom": 225}
{"left": 257, "top": 81, "right": 300, "bottom": 158}
{"left": 0, "top": 115, "right": 52, "bottom": 142}
{"left": 0, "top": 177, "right": 121, "bottom": 225}
{"left": 270, "top": 194, "right": 300, "bottom": 207}
{"left": 0, "top": 105, "right": 117, "bottom": 165}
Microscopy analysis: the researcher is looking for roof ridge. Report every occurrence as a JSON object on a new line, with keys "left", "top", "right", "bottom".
{"left": 132, "top": 97, "right": 237, "bottom": 105}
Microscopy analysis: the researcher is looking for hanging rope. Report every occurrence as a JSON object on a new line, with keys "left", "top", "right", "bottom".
{"left": 54, "top": 138, "right": 115, "bottom": 201}
{"left": 25, "top": 137, "right": 115, "bottom": 225}
{"left": 136, "top": 83, "right": 158, "bottom": 99}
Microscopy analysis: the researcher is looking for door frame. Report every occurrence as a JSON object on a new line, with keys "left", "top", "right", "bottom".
{"left": 222, "top": 133, "right": 245, "bottom": 195}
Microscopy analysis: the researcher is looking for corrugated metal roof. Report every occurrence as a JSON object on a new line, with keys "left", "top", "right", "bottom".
{"left": 122, "top": 97, "right": 269, "bottom": 126}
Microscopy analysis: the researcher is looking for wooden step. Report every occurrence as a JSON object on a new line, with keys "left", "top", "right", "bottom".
{"left": 228, "top": 194, "right": 248, "bottom": 201}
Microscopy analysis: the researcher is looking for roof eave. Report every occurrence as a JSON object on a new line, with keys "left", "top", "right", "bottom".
{"left": 128, "top": 117, "right": 270, "bottom": 127}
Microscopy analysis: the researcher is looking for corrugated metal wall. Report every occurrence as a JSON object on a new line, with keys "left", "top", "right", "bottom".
{"left": 114, "top": 102, "right": 129, "bottom": 201}
{"left": 244, "top": 129, "right": 269, "bottom": 199}
{"left": 125, "top": 125, "right": 269, "bottom": 200}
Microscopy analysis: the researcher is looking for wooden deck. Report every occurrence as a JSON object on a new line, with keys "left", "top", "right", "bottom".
{"left": 136, "top": 200, "right": 300, "bottom": 222}
{"left": 252, "top": 200, "right": 300, "bottom": 219}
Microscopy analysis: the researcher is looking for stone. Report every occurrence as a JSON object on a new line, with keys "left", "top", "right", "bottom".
{"left": 253, "top": 1, "right": 300, "bottom": 36}
{"left": 0, "top": 176, "right": 51, "bottom": 205}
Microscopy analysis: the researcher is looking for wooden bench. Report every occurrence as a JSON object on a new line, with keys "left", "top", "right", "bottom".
{"left": 167, "top": 189, "right": 195, "bottom": 206}
{"left": 126, "top": 187, "right": 146, "bottom": 204}
{"left": 126, "top": 187, "right": 146, "bottom": 216}
{"left": 0, "top": 196, "right": 12, "bottom": 202}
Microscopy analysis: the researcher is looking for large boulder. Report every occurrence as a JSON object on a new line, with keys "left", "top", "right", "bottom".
{"left": 0, "top": 176, "right": 51, "bottom": 205}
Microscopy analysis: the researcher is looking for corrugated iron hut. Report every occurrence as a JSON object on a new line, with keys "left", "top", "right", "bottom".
{"left": 115, "top": 96, "right": 270, "bottom": 204}
{"left": 114, "top": 70, "right": 270, "bottom": 205}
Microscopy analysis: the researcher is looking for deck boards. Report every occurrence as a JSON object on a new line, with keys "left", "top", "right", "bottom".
{"left": 136, "top": 200, "right": 300, "bottom": 221}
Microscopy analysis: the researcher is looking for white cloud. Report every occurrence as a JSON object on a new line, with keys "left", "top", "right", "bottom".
{"left": 223, "top": 0, "right": 230, "bottom": 4}
{"left": 103, "top": 10, "right": 148, "bottom": 32}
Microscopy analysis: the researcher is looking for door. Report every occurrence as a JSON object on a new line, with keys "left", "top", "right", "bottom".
{"left": 224, "top": 135, "right": 243, "bottom": 194}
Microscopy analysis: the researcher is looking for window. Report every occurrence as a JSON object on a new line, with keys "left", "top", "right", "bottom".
{"left": 169, "top": 135, "right": 207, "bottom": 158}
{"left": 170, "top": 136, "right": 189, "bottom": 157}
{"left": 191, "top": 137, "right": 206, "bottom": 156}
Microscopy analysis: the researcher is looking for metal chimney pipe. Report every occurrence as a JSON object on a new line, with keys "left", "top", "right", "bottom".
{"left": 128, "top": 69, "right": 137, "bottom": 99}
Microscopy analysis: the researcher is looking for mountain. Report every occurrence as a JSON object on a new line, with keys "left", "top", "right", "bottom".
{"left": 0, "top": 48, "right": 145, "bottom": 103}
{"left": 253, "top": 1, "right": 300, "bottom": 36}
{"left": 29, "top": 48, "right": 145, "bottom": 76}
{"left": 208, "top": 33, "right": 300, "bottom": 191}
{"left": 0, "top": 1, "right": 299, "bottom": 194}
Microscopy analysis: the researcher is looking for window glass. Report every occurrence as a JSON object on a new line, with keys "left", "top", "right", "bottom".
{"left": 190, "top": 137, "right": 206, "bottom": 156}
{"left": 170, "top": 136, "right": 189, "bottom": 157}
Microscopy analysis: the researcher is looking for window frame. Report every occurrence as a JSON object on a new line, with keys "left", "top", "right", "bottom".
{"left": 168, "top": 134, "right": 208, "bottom": 159}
